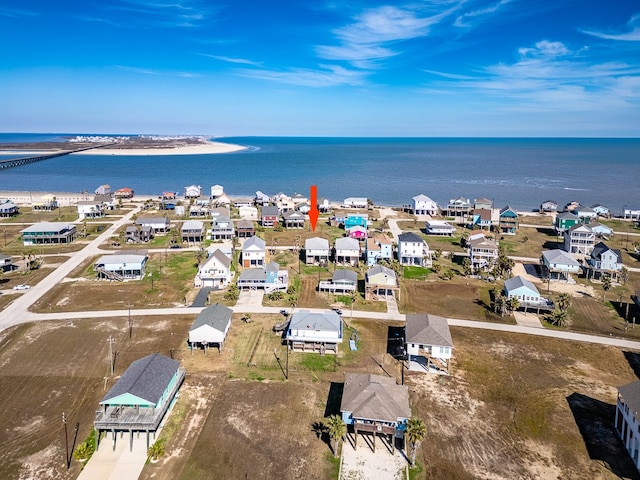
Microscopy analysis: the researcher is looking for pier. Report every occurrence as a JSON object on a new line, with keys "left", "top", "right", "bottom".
{"left": 0, "top": 144, "right": 114, "bottom": 170}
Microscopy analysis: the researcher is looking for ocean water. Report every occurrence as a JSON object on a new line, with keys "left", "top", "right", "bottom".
{"left": 0, "top": 135, "right": 639, "bottom": 213}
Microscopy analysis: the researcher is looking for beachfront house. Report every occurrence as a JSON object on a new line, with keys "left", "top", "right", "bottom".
{"left": 292, "top": 192, "right": 308, "bottom": 208}
{"left": 498, "top": 206, "right": 519, "bottom": 234}
{"left": 114, "top": 187, "right": 134, "bottom": 199}
{"left": 622, "top": 207, "right": 640, "bottom": 221}
{"left": 94, "top": 253, "right": 148, "bottom": 281}
{"left": 590, "top": 222, "right": 614, "bottom": 238}
{"left": 237, "top": 261, "right": 288, "bottom": 292}
{"left": 343, "top": 197, "right": 368, "bottom": 209}
{"left": 365, "top": 233, "right": 393, "bottom": 266}
{"left": 181, "top": 220, "right": 205, "bottom": 244}
{"left": 282, "top": 210, "right": 305, "bottom": 228}
{"left": 591, "top": 204, "right": 610, "bottom": 217}
{"left": 471, "top": 208, "right": 492, "bottom": 230}
{"left": 474, "top": 197, "right": 493, "bottom": 211}
{"left": 233, "top": 198, "right": 253, "bottom": 209}
{"left": 344, "top": 214, "right": 368, "bottom": 229}
{"left": 261, "top": 205, "right": 280, "bottom": 227}
{"left": 0, "top": 200, "right": 19, "bottom": 217}
{"left": 77, "top": 200, "right": 105, "bottom": 219}
{"left": 211, "top": 215, "right": 235, "bottom": 240}
{"left": 574, "top": 205, "right": 597, "bottom": 224}
{"left": 194, "top": 249, "right": 233, "bottom": 289}
{"left": 286, "top": 310, "right": 343, "bottom": 353}
{"left": 541, "top": 249, "right": 581, "bottom": 282}
{"left": 236, "top": 219, "right": 256, "bottom": 238}
{"left": 273, "top": 193, "right": 294, "bottom": 212}
{"left": 305, "top": 237, "right": 330, "bottom": 266}
{"left": 189, "top": 303, "right": 233, "bottom": 352}
{"left": 184, "top": 185, "right": 202, "bottom": 199}
{"left": 405, "top": 313, "right": 453, "bottom": 374}
{"left": 365, "top": 265, "right": 400, "bottom": 301}
{"left": 615, "top": 380, "right": 640, "bottom": 471}
{"left": 318, "top": 269, "right": 357, "bottom": 294}
{"left": 445, "top": 196, "right": 472, "bottom": 220}
{"left": 469, "top": 233, "right": 499, "bottom": 273}
{"left": 21, "top": 222, "right": 77, "bottom": 245}
{"left": 0, "top": 253, "right": 15, "bottom": 272}
{"left": 425, "top": 220, "right": 455, "bottom": 235}
{"left": 397, "top": 232, "right": 431, "bottom": 267}
{"left": 555, "top": 211, "right": 581, "bottom": 234}
{"left": 242, "top": 235, "right": 266, "bottom": 268}
{"left": 318, "top": 198, "right": 332, "bottom": 213}
{"left": 32, "top": 194, "right": 58, "bottom": 211}
{"left": 340, "top": 373, "right": 410, "bottom": 452}
{"left": 540, "top": 200, "right": 558, "bottom": 213}
{"left": 254, "top": 190, "right": 270, "bottom": 205}
{"left": 136, "top": 216, "right": 170, "bottom": 234}
{"left": 210, "top": 184, "right": 224, "bottom": 199}
{"left": 335, "top": 237, "right": 360, "bottom": 266}
{"left": 564, "top": 224, "right": 596, "bottom": 255}
{"left": 94, "top": 184, "right": 111, "bottom": 195}
{"left": 587, "top": 242, "right": 623, "bottom": 280}
{"left": 94, "top": 353, "right": 185, "bottom": 451}
{"left": 412, "top": 194, "right": 438, "bottom": 216}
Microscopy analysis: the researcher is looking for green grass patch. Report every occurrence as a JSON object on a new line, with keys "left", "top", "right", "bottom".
{"left": 403, "top": 266, "right": 431, "bottom": 280}
{"left": 300, "top": 354, "right": 338, "bottom": 372}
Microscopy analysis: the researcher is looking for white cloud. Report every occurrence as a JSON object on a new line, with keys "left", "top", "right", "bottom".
{"left": 454, "top": 0, "right": 511, "bottom": 28}
{"left": 116, "top": 65, "right": 201, "bottom": 77}
{"left": 236, "top": 64, "right": 368, "bottom": 88}
{"left": 198, "top": 54, "right": 262, "bottom": 67}
{"left": 581, "top": 12, "right": 640, "bottom": 41}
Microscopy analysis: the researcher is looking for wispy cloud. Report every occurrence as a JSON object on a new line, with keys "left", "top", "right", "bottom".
{"left": 117, "top": 65, "right": 202, "bottom": 77}
{"left": 236, "top": 64, "right": 368, "bottom": 88}
{"left": 316, "top": 5, "right": 453, "bottom": 69}
{"left": 103, "top": 0, "right": 217, "bottom": 28}
{"left": 581, "top": 12, "right": 640, "bottom": 41}
{"left": 197, "top": 54, "right": 263, "bottom": 67}
{"left": 453, "top": 0, "right": 511, "bottom": 28}
{"left": 0, "top": 7, "right": 37, "bottom": 18}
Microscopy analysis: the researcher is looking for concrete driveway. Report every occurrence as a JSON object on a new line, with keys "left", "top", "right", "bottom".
{"left": 236, "top": 289, "right": 264, "bottom": 307}
{"left": 340, "top": 431, "right": 407, "bottom": 480}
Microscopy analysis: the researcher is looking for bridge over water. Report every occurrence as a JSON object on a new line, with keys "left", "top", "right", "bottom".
{"left": 0, "top": 144, "right": 114, "bottom": 169}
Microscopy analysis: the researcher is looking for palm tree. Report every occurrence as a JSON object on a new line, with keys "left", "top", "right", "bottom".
{"left": 602, "top": 275, "right": 612, "bottom": 302}
{"left": 406, "top": 417, "right": 426, "bottom": 467}
{"left": 495, "top": 294, "right": 508, "bottom": 317}
{"left": 507, "top": 296, "right": 520, "bottom": 314}
{"left": 551, "top": 308, "right": 568, "bottom": 327}
{"left": 557, "top": 293, "right": 571, "bottom": 313}
{"left": 325, "top": 414, "right": 346, "bottom": 457}
{"left": 147, "top": 438, "right": 166, "bottom": 462}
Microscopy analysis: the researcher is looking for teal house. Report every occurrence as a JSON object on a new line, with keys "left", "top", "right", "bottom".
{"left": 344, "top": 214, "right": 369, "bottom": 229}
{"left": 555, "top": 212, "right": 580, "bottom": 233}
{"left": 94, "top": 353, "right": 186, "bottom": 450}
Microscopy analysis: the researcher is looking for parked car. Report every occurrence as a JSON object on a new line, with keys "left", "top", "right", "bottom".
{"left": 13, "top": 284, "right": 30, "bottom": 290}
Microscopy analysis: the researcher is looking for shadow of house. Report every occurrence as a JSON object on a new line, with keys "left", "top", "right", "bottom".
{"left": 387, "top": 326, "right": 405, "bottom": 358}
{"left": 324, "top": 382, "right": 344, "bottom": 417}
{"left": 567, "top": 392, "right": 640, "bottom": 479}
{"left": 623, "top": 351, "right": 640, "bottom": 379}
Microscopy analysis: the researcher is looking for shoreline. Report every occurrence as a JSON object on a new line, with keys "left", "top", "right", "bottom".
{"left": 0, "top": 139, "right": 247, "bottom": 157}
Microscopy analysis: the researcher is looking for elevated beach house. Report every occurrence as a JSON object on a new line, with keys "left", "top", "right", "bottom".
{"left": 504, "top": 276, "right": 553, "bottom": 312}
{"left": 474, "top": 197, "right": 493, "bottom": 211}
{"left": 468, "top": 233, "right": 499, "bottom": 273}
{"left": 236, "top": 219, "right": 256, "bottom": 238}
{"left": 405, "top": 313, "right": 453, "bottom": 374}
{"left": 0, "top": 199, "right": 19, "bottom": 217}
{"left": 471, "top": 208, "right": 492, "bottom": 230}
{"left": 540, "top": 200, "right": 558, "bottom": 213}
{"left": 365, "top": 265, "right": 400, "bottom": 301}
{"left": 305, "top": 237, "right": 330, "bottom": 266}
{"left": 21, "top": 222, "right": 77, "bottom": 245}
{"left": 136, "top": 216, "right": 170, "bottom": 234}
{"left": 587, "top": 242, "right": 623, "bottom": 281}
{"left": 94, "top": 253, "right": 148, "bottom": 281}
{"left": 498, "top": 205, "right": 519, "bottom": 234}
{"left": 286, "top": 310, "right": 343, "bottom": 353}
{"left": 95, "top": 184, "right": 111, "bottom": 195}
{"left": 282, "top": 210, "right": 306, "bottom": 229}
{"left": 194, "top": 249, "right": 232, "bottom": 288}
{"left": 541, "top": 249, "right": 581, "bottom": 282}
{"left": 340, "top": 373, "right": 410, "bottom": 452}
{"left": 318, "top": 269, "right": 358, "bottom": 294}
{"left": 412, "top": 194, "right": 438, "bottom": 216}
{"left": 445, "top": 196, "right": 472, "bottom": 220}
{"left": 77, "top": 200, "right": 105, "bottom": 219}
{"left": 211, "top": 215, "right": 235, "bottom": 240}
{"left": 347, "top": 225, "right": 367, "bottom": 241}
{"left": 189, "top": 303, "right": 233, "bottom": 352}
{"left": 237, "top": 261, "right": 288, "bottom": 292}
{"left": 616, "top": 380, "right": 640, "bottom": 471}
{"left": 574, "top": 204, "right": 597, "bottom": 224}
{"left": 335, "top": 237, "right": 360, "bottom": 266}
{"left": 114, "top": 187, "right": 134, "bottom": 199}
{"left": 94, "top": 353, "right": 186, "bottom": 451}
{"left": 181, "top": 220, "right": 205, "bottom": 244}
{"left": 242, "top": 235, "right": 266, "bottom": 268}
{"left": 344, "top": 213, "right": 369, "bottom": 229}
{"left": 425, "top": 220, "right": 455, "bottom": 236}
{"left": 397, "top": 232, "right": 431, "bottom": 267}
{"left": 261, "top": 205, "right": 280, "bottom": 227}
{"left": 184, "top": 184, "right": 202, "bottom": 199}
{"left": 366, "top": 233, "right": 393, "bottom": 266}
{"left": 343, "top": 197, "right": 368, "bottom": 209}
{"left": 564, "top": 224, "right": 596, "bottom": 255}
{"left": 555, "top": 211, "right": 581, "bottom": 234}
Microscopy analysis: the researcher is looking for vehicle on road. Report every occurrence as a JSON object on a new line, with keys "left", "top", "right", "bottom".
{"left": 13, "top": 284, "right": 30, "bottom": 290}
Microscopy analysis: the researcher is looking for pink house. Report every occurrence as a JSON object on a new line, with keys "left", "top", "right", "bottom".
{"left": 347, "top": 225, "right": 367, "bottom": 240}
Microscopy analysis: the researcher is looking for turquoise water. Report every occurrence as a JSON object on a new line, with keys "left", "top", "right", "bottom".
{"left": 0, "top": 135, "right": 638, "bottom": 212}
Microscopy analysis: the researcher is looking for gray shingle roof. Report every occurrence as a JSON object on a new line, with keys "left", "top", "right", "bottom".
{"left": 242, "top": 235, "right": 266, "bottom": 251}
{"left": 542, "top": 249, "right": 580, "bottom": 267}
{"left": 239, "top": 268, "right": 267, "bottom": 281}
{"left": 405, "top": 314, "right": 453, "bottom": 347}
{"left": 398, "top": 232, "right": 424, "bottom": 244}
{"left": 591, "top": 242, "right": 622, "bottom": 262}
{"left": 211, "top": 249, "right": 231, "bottom": 268}
{"left": 190, "top": 303, "right": 233, "bottom": 334}
{"left": 262, "top": 205, "right": 279, "bottom": 216}
{"left": 335, "top": 237, "right": 359, "bottom": 250}
{"left": 504, "top": 275, "right": 540, "bottom": 295}
{"left": 332, "top": 269, "right": 357, "bottom": 284}
{"left": 305, "top": 237, "right": 329, "bottom": 250}
{"left": 367, "top": 265, "right": 396, "bottom": 280}
{"left": 289, "top": 311, "right": 341, "bottom": 333}
{"left": 619, "top": 381, "right": 640, "bottom": 417}
{"left": 341, "top": 373, "right": 411, "bottom": 422}
{"left": 101, "top": 353, "right": 179, "bottom": 405}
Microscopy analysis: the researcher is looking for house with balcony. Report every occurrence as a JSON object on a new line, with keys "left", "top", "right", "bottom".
{"left": 0, "top": 199, "right": 19, "bottom": 217}
{"left": 365, "top": 265, "right": 400, "bottom": 301}
{"left": 125, "top": 225, "right": 152, "bottom": 244}
{"left": 425, "top": 220, "right": 455, "bottom": 236}
{"left": 405, "top": 313, "right": 453, "bottom": 374}
{"left": 616, "top": 380, "right": 640, "bottom": 471}
{"left": 237, "top": 261, "right": 288, "bottom": 292}
{"left": 305, "top": 237, "right": 330, "bottom": 266}
{"left": 184, "top": 184, "right": 202, "bottom": 199}
{"left": 261, "top": 205, "right": 280, "bottom": 227}
{"left": 282, "top": 210, "right": 306, "bottom": 228}
{"left": 539, "top": 200, "right": 558, "bottom": 213}
{"left": 347, "top": 225, "right": 367, "bottom": 241}
{"left": 236, "top": 219, "right": 256, "bottom": 238}
{"left": 335, "top": 237, "right": 360, "bottom": 266}
{"left": 574, "top": 205, "right": 598, "bottom": 224}
{"left": 504, "top": 276, "right": 553, "bottom": 311}
{"left": 318, "top": 269, "right": 357, "bottom": 293}
{"left": 189, "top": 303, "right": 233, "bottom": 352}
{"left": 471, "top": 208, "right": 492, "bottom": 230}
{"left": 181, "top": 220, "right": 205, "bottom": 244}
{"left": 21, "top": 222, "right": 77, "bottom": 245}
{"left": 340, "top": 373, "right": 410, "bottom": 452}
{"left": 590, "top": 222, "right": 614, "bottom": 238}
{"left": 242, "top": 235, "right": 266, "bottom": 268}
{"left": 194, "top": 249, "right": 233, "bottom": 288}
{"left": 397, "top": 232, "right": 431, "bottom": 267}
{"left": 412, "top": 194, "right": 438, "bottom": 216}
{"left": 445, "top": 196, "right": 472, "bottom": 220}
{"left": 587, "top": 242, "right": 623, "bottom": 281}
{"left": 344, "top": 213, "right": 369, "bottom": 229}
{"left": 468, "top": 234, "right": 498, "bottom": 273}
{"left": 541, "top": 249, "right": 581, "bottom": 282}
{"left": 114, "top": 187, "right": 134, "bottom": 199}
{"left": 254, "top": 190, "right": 270, "bottom": 206}
{"left": 94, "top": 254, "right": 148, "bottom": 281}
{"left": 211, "top": 215, "right": 235, "bottom": 240}
{"left": 136, "top": 216, "right": 170, "bottom": 235}
{"left": 498, "top": 205, "right": 519, "bottom": 234}
{"left": 365, "top": 233, "right": 393, "bottom": 266}
{"left": 564, "top": 224, "right": 596, "bottom": 255}
{"left": 291, "top": 192, "right": 308, "bottom": 208}
{"left": 474, "top": 197, "right": 493, "bottom": 211}
{"left": 343, "top": 197, "right": 368, "bottom": 209}
{"left": 77, "top": 200, "right": 105, "bottom": 219}
{"left": 286, "top": 310, "right": 343, "bottom": 353}
{"left": 555, "top": 211, "right": 581, "bottom": 234}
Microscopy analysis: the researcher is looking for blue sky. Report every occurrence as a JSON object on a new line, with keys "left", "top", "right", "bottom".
{"left": 1, "top": 1, "right": 639, "bottom": 137}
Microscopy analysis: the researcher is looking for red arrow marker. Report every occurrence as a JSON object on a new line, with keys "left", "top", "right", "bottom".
{"left": 309, "top": 185, "right": 319, "bottom": 232}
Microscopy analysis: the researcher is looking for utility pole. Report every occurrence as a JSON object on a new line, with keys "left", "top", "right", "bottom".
{"left": 107, "top": 336, "right": 115, "bottom": 375}
{"left": 128, "top": 305, "right": 132, "bottom": 338}
{"left": 62, "top": 412, "right": 69, "bottom": 468}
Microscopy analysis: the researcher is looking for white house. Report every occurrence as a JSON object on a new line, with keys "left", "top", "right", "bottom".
{"left": 94, "top": 254, "right": 148, "bottom": 281}
{"left": 188, "top": 303, "right": 233, "bottom": 352}
{"left": 405, "top": 313, "right": 453, "bottom": 374}
{"left": 195, "top": 249, "right": 232, "bottom": 288}
{"left": 94, "top": 184, "right": 111, "bottom": 195}
{"left": 343, "top": 197, "right": 368, "bottom": 209}
{"left": 136, "top": 216, "right": 170, "bottom": 234}
{"left": 305, "top": 237, "right": 330, "bottom": 266}
{"left": 318, "top": 269, "right": 357, "bottom": 293}
{"left": 238, "top": 206, "right": 258, "bottom": 220}
{"left": 334, "top": 237, "right": 360, "bottom": 266}
{"left": 425, "top": 220, "right": 455, "bottom": 235}
{"left": 181, "top": 219, "right": 205, "bottom": 243}
{"left": 564, "top": 224, "right": 596, "bottom": 255}
{"left": 210, "top": 184, "right": 224, "bottom": 198}
{"left": 616, "top": 380, "right": 640, "bottom": 471}
{"left": 242, "top": 235, "right": 266, "bottom": 268}
{"left": 397, "top": 232, "right": 431, "bottom": 267}
{"left": 504, "top": 276, "right": 543, "bottom": 307}
{"left": 541, "top": 249, "right": 581, "bottom": 282}
{"left": 184, "top": 185, "right": 202, "bottom": 198}
{"left": 286, "top": 310, "right": 343, "bottom": 353}
{"left": 469, "top": 234, "right": 499, "bottom": 272}
{"left": 412, "top": 194, "right": 438, "bottom": 216}
{"left": 591, "top": 204, "right": 610, "bottom": 217}
{"left": 77, "top": 200, "right": 105, "bottom": 219}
